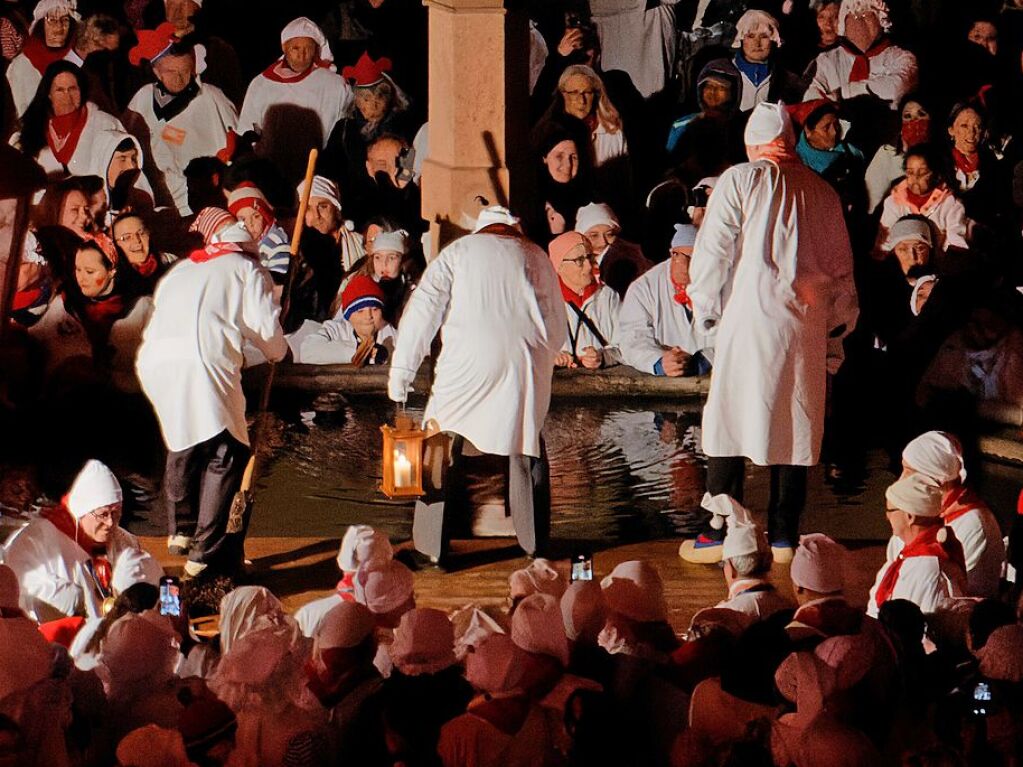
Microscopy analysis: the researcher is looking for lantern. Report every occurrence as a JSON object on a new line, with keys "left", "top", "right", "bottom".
{"left": 381, "top": 415, "right": 427, "bottom": 497}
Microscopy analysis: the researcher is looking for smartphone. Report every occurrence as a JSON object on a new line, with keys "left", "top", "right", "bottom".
{"left": 571, "top": 552, "right": 593, "bottom": 582}
{"left": 159, "top": 575, "right": 181, "bottom": 617}
{"left": 971, "top": 681, "right": 992, "bottom": 717}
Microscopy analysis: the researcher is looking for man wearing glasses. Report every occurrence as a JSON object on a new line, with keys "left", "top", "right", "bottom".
{"left": 5, "top": 459, "right": 148, "bottom": 622}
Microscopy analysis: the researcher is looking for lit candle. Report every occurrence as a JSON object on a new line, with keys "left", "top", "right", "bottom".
{"left": 393, "top": 449, "right": 412, "bottom": 488}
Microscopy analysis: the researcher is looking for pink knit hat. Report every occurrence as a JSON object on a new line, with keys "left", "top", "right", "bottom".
{"left": 390, "top": 608, "right": 458, "bottom": 676}
{"left": 790, "top": 534, "right": 846, "bottom": 594}
{"left": 466, "top": 633, "right": 527, "bottom": 694}
{"left": 511, "top": 593, "right": 570, "bottom": 666}
{"left": 560, "top": 580, "right": 607, "bottom": 642}
{"left": 354, "top": 559, "right": 415, "bottom": 616}
{"left": 600, "top": 560, "right": 667, "bottom": 623}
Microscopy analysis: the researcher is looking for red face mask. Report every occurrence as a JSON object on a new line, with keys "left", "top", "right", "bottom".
{"left": 901, "top": 117, "right": 930, "bottom": 149}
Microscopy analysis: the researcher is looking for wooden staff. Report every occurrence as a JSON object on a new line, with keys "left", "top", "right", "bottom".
{"left": 227, "top": 148, "right": 318, "bottom": 535}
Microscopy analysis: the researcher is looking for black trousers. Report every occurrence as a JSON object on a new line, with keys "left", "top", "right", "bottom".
{"left": 704, "top": 456, "right": 807, "bottom": 545}
{"left": 163, "top": 430, "right": 250, "bottom": 566}
{"left": 412, "top": 433, "right": 551, "bottom": 561}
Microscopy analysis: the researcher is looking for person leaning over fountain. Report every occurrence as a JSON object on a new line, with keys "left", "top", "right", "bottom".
{"left": 615, "top": 223, "right": 710, "bottom": 378}
{"left": 387, "top": 206, "right": 565, "bottom": 566}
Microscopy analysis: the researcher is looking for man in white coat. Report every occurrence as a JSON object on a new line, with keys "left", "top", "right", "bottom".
{"left": 897, "top": 431, "right": 1005, "bottom": 598}
{"left": 681, "top": 102, "right": 858, "bottom": 565}
{"left": 867, "top": 472, "right": 968, "bottom": 617}
{"left": 803, "top": 0, "right": 917, "bottom": 110}
{"left": 616, "top": 223, "right": 709, "bottom": 377}
{"left": 5, "top": 460, "right": 145, "bottom": 623}
{"left": 548, "top": 231, "right": 621, "bottom": 369}
{"left": 387, "top": 207, "right": 566, "bottom": 565}
{"left": 238, "top": 17, "right": 353, "bottom": 183}
{"left": 136, "top": 226, "right": 287, "bottom": 577}
{"left": 124, "top": 28, "right": 237, "bottom": 215}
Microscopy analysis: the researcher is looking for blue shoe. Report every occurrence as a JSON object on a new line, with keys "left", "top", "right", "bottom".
{"left": 771, "top": 539, "right": 795, "bottom": 564}
{"left": 679, "top": 533, "right": 724, "bottom": 564}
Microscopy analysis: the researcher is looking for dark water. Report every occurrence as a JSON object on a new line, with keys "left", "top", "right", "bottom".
{"left": 244, "top": 397, "right": 708, "bottom": 544}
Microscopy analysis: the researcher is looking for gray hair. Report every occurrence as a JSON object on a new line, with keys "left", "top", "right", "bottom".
{"left": 727, "top": 549, "right": 772, "bottom": 577}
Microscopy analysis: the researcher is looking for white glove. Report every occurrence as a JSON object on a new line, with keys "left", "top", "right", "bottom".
{"left": 387, "top": 372, "right": 414, "bottom": 403}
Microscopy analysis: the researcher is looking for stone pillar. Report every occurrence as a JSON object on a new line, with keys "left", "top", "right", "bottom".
{"left": 420, "top": 0, "right": 531, "bottom": 257}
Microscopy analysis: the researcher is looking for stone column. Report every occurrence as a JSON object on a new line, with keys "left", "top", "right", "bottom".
{"left": 420, "top": 0, "right": 531, "bottom": 257}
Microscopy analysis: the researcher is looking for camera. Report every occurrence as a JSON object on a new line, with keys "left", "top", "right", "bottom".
{"left": 970, "top": 681, "right": 992, "bottom": 718}
{"left": 571, "top": 552, "right": 593, "bottom": 582}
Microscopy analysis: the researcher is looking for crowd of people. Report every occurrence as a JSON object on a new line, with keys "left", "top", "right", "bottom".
{"left": 3, "top": 0, "right": 1023, "bottom": 764}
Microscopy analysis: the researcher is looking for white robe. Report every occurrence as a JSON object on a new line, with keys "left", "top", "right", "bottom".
{"left": 877, "top": 188, "right": 970, "bottom": 253}
{"left": 297, "top": 318, "right": 396, "bottom": 365}
{"left": 560, "top": 284, "right": 621, "bottom": 366}
{"left": 125, "top": 81, "right": 238, "bottom": 215}
{"left": 885, "top": 507, "right": 1005, "bottom": 599}
{"left": 4, "top": 519, "right": 141, "bottom": 623}
{"left": 294, "top": 593, "right": 344, "bottom": 637}
{"left": 238, "top": 66, "right": 353, "bottom": 177}
{"left": 804, "top": 43, "right": 917, "bottom": 108}
{"left": 388, "top": 233, "right": 566, "bottom": 458}
{"left": 136, "top": 253, "right": 287, "bottom": 453}
{"left": 16, "top": 103, "right": 124, "bottom": 178}
{"left": 689, "top": 159, "right": 858, "bottom": 466}
{"left": 716, "top": 578, "right": 794, "bottom": 622}
{"left": 866, "top": 547, "right": 968, "bottom": 618}
{"left": 615, "top": 259, "right": 704, "bottom": 374}
{"left": 589, "top": 0, "right": 681, "bottom": 98}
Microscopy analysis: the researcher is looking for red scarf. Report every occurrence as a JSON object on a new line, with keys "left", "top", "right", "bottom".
{"left": 841, "top": 37, "right": 892, "bottom": 82}
{"left": 261, "top": 57, "right": 331, "bottom": 84}
{"left": 560, "top": 279, "right": 600, "bottom": 309}
{"left": 335, "top": 572, "right": 356, "bottom": 602}
{"left": 42, "top": 501, "right": 112, "bottom": 591}
{"left": 47, "top": 106, "right": 88, "bottom": 167}
{"left": 952, "top": 148, "right": 979, "bottom": 175}
{"left": 133, "top": 254, "right": 159, "bottom": 277}
{"left": 672, "top": 277, "right": 691, "bottom": 307}
{"left": 12, "top": 286, "right": 43, "bottom": 311}
{"left": 941, "top": 484, "right": 986, "bottom": 525}
{"left": 901, "top": 118, "right": 930, "bottom": 149}
{"left": 22, "top": 35, "right": 70, "bottom": 74}
{"left": 904, "top": 188, "right": 932, "bottom": 209}
{"left": 874, "top": 524, "right": 965, "bottom": 608}
{"left": 189, "top": 242, "right": 247, "bottom": 263}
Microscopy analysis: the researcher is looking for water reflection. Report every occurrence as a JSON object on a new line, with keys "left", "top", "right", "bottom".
{"left": 246, "top": 399, "right": 708, "bottom": 544}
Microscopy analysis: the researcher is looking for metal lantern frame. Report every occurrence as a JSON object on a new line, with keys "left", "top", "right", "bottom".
{"left": 381, "top": 414, "right": 428, "bottom": 497}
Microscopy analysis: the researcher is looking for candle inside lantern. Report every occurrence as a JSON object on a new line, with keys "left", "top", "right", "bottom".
{"left": 393, "top": 448, "right": 412, "bottom": 488}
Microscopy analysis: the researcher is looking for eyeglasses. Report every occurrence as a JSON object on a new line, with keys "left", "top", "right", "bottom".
{"left": 562, "top": 89, "right": 596, "bottom": 100}
{"left": 115, "top": 228, "right": 148, "bottom": 244}
{"left": 89, "top": 508, "right": 120, "bottom": 524}
{"left": 45, "top": 14, "right": 71, "bottom": 25}
{"left": 562, "top": 254, "right": 596, "bottom": 268}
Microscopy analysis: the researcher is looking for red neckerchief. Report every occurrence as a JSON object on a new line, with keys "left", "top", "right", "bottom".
{"left": 952, "top": 148, "right": 979, "bottom": 175}
{"left": 78, "top": 291, "right": 126, "bottom": 351}
{"left": 584, "top": 113, "right": 599, "bottom": 133}
{"left": 22, "top": 35, "right": 70, "bottom": 74}
{"left": 189, "top": 242, "right": 246, "bottom": 263}
{"left": 904, "top": 188, "right": 932, "bottom": 210}
{"left": 47, "top": 106, "right": 88, "bottom": 167}
{"left": 133, "top": 254, "right": 159, "bottom": 277}
{"left": 671, "top": 277, "right": 691, "bottom": 307}
{"left": 941, "top": 483, "right": 986, "bottom": 525}
{"left": 874, "top": 524, "right": 965, "bottom": 609}
{"left": 42, "top": 500, "right": 112, "bottom": 590}
{"left": 12, "top": 286, "right": 42, "bottom": 311}
{"left": 559, "top": 278, "right": 600, "bottom": 309}
{"left": 840, "top": 37, "right": 892, "bottom": 82}
{"left": 336, "top": 572, "right": 356, "bottom": 602}
{"left": 260, "top": 57, "right": 331, "bottom": 84}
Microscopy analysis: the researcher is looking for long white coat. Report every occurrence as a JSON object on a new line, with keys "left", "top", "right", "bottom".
{"left": 866, "top": 549, "right": 968, "bottom": 618}
{"left": 616, "top": 259, "right": 704, "bottom": 374}
{"left": 560, "top": 284, "right": 621, "bottom": 366}
{"left": 589, "top": 0, "right": 680, "bottom": 98}
{"left": 388, "top": 233, "right": 566, "bottom": 458}
{"left": 136, "top": 253, "right": 287, "bottom": 452}
{"left": 689, "top": 159, "right": 858, "bottom": 466}
{"left": 4, "top": 519, "right": 141, "bottom": 622}
{"left": 238, "top": 67, "right": 353, "bottom": 152}
{"left": 804, "top": 44, "right": 917, "bottom": 108}
{"left": 124, "top": 81, "right": 238, "bottom": 215}
{"left": 885, "top": 508, "right": 1005, "bottom": 598}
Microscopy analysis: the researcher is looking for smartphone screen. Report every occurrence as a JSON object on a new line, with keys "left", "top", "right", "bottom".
{"left": 159, "top": 576, "right": 181, "bottom": 617}
{"left": 571, "top": 553, "right": 593, "bottom": 582}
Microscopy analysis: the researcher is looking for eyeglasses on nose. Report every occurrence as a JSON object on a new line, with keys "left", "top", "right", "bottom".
{"left": 562, "top": 254, "right": 596, "bottom": 268}
{"left": 115, "top": 229, "right": 148, "bottom": 244}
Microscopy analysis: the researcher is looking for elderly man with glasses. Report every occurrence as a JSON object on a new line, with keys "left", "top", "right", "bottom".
{"left": 5, "top": 460, "right": 150, "bottom": 623}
